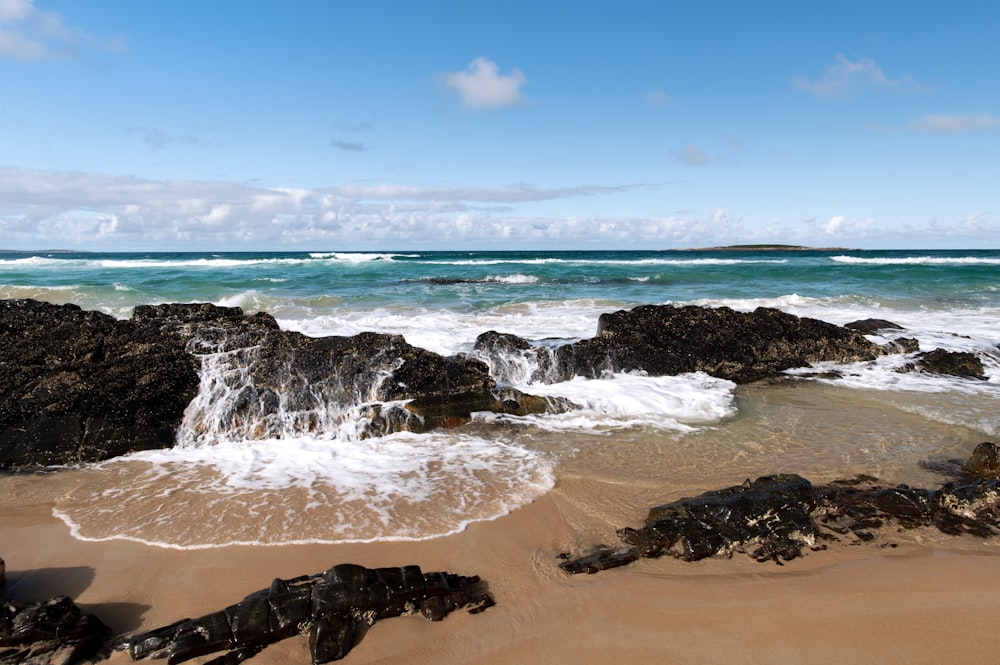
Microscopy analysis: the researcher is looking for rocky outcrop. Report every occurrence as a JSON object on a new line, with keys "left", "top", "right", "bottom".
{"left": 0, "top": 560, "right": 492, "bottom": 665}
{"left": 478, "top": 305, "right": 888, "bottom": 385}
{"left": 0, "top": 300, "right": 200, "bottom": 469}
{"left": 0, "top": 300, "right": 555, "bottom": 468}
{"left": 133, "top": 303, "right": 551, "bottom": 441}
{"left": 0, "top": 593, "right": 110, "bottom": 665}
{"left": 910, "top": 348, "right": 986, "bottom": 380}
{"left": 964, "top": 442, "right": 1000, "bottom": 479}
{"left": 844, "top": 318, "right": 921, "bottom": 353}
{"left": 2, "top": 299, "right": 983, "bottom": 470}
{"left": 560, "top": 446, "right": 1000, "bottom": 572}
{"left": 844, "top": 318, "right": 905, "bottom": 334}
{"left": 121, "top": 563, "right": 494, "bottom": 664}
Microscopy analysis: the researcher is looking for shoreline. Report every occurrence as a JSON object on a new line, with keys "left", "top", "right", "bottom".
{"left": 3, "top": 380, "right": 999, "bottom": 663}
{"left": 4, "top": 480, "right": 1000, "bottom": 664}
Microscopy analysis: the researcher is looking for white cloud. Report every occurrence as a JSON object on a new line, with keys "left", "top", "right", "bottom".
{"left": 0, "top": 0, "right": 32, "bottom": 22}
{"left": 671, "top": 144, "right": 711, "bottom": 167}
{"left": 0, "top": 167, "right": 994, "bottom": 251}
{"left": 0, "top": 167, "right": 656, "bottom": 249}
{"left": 911, "top": 113, "right": 1000, "bottom": 133}
{"left": 823, "top": 215, "right": 845, "bottom": 234}
{"left": 0, "top": 0, "right": 123, "bottom": 61}
{"left": 793, "top": 54, "right": 902, "bottom": 100}
{"left": 445, "top": 57, "right": 526, "bottom": 109}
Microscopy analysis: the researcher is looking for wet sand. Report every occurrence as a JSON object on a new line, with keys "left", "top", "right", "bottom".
{"left": 4, "top": 381, "right": 1000, "bottom": 663}
{"left": 4, "top": 475, "right": 1000, "bottom": 665}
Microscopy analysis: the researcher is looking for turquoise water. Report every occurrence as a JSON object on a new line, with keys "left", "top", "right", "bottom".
{"left": 3, "top": 248, "right": 999, "bottom": 547}
{"left": 3, "top": 249, "right": 999, "bottom": 327}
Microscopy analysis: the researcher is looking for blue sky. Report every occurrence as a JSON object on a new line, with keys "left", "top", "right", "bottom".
{"left": 1, "top": 1, "right": 998, "bottom": 250}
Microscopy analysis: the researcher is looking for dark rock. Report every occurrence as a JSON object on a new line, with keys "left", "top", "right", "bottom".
{"left": 844, "top": 319, "right": 904, "bottom": 334}
{"left": 124, "top": 563, "right": 494, "bottom": 664}
{"left": 910, "top": 348, "right": 986, "bottom": 380}
{"left": 964, "top": 442, "right": 1000, "bottom": 479}
{"left": 553, "top": 305, "right": 888, "bottom": 384}
{"left": 892, "top": 337, "right": 920, "bottom": 353}
{"left": 561, "top": 449, "right": 1000, "bottom": 572}
{"left": 1, "top": 299, "right": 558, "bottom": 469}
{"left": 556, "top": 547, "right": 639, "bottom": 574}
{"left": 616, "top": 474, "right": 818, "bottom": 563}
{"left": 873, "top": 487, "right": 934, "bottom": 527}
{"left": 135, "top": 303, "right": 552, "bottom": 438}
{"left": 0, "top": 595, "right": 110, "bottom": 665}
{"left": 473, "top": 331, "right": 558, "bottom": 385}
{"left": 0, "top": 299, "right": 200, "bottom": 469}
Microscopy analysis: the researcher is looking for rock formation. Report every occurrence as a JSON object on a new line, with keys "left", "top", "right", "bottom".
{"left": 0, "top": 300, "right": 553, "bottom": 469}
{"left": 560, "top": 445, "right": 1000, "bottom": 573}
{"left": 0, "top": 561, "right": 492, "bottom": 665}
{"left": 964, "top": 442, "right": 1000, "bottom": 479}
{"left": 0, "top": 300, "right": 200, "bottom": 469}
{"left": 910, "top": 348, "right": 987, "bottom": 380}
{"left": 121, "top": 563, "right": 494, "bottom": 664}
{"left": 478, "top": 305, "right": 888, "bottom": 385}
{"left": 3, "top": 299, "right": 988, "bottom": 470}
{"left": 132, "top": 303, "right": 550, "bottom": 441}
{"left": 0, "top": 586, "right": 110, "bottom": 665}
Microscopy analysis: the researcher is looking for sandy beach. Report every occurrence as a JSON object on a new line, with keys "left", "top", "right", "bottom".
{"left": 5, "top": 457, "right": 1000, "bottom": 665}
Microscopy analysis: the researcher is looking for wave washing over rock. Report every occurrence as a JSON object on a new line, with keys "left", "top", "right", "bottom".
{"left": 3, "top": 298, "right": 990, "bottom": 471}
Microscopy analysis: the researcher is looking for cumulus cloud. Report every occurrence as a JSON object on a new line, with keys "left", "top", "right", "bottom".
{"left": 911, "top": 113, "right": 1000, "bottom": 133}
{"left": 671, "top": 144, "right": 711, "bottom": 167}
{"left": 445, "top": 57, "right": 526, "bottom": 109}
{"left": 823, "top": 215, "right": 845, "bottom": 234}
{"left": 793, "top": 54, "right": 904, "bottom": 100}
{"left": 0, "top": 0, "right": 124, "bottom": 60}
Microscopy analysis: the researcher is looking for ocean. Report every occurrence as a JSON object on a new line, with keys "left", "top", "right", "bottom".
{"left": 2, "top": 248, "right": 999, "bottom": 551}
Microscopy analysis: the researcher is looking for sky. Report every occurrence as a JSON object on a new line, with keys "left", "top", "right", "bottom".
{"left": 1, "top": 1, "right": 998, "bottom": 251}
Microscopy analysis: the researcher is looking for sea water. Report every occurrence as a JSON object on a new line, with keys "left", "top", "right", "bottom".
{"left": 2, "top": 249, "right": 998, "bottom": 548}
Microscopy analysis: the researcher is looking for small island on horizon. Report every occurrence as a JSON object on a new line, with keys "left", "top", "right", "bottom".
{"left": 680, "top": 244, "right": 854, "bottom": 252}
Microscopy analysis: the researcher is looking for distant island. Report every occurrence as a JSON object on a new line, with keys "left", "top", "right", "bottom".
{"left": 681, "top": 244, "right": 853, "bottom": 252}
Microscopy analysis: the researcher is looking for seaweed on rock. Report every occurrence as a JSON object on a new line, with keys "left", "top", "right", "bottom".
{"left": 560, "top": 445, "right": 1000, "bottom": 573}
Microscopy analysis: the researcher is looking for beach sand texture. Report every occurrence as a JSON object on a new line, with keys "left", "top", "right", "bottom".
{"left": 4, "top": 488, "right": 1000, "bottom": 664}
{"left": 4, "top": 381, "right": 1000, "bottom": 664}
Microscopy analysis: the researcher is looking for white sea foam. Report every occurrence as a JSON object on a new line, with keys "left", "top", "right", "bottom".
{"left": 831, "top": 255, "right": 1000, "bottom": 265}
{"left": 481, "top": 371, "right": 737, "bottom": 433}
{"left": 213, "top": 289, "right": 273, "bottom": 312}
{"left": 687, "top": 295, "right": 1000, "bottom": 354}
{"left": 309, "top": 252, "right": 418, "bottom": 262}
{"left": 54, "top": 431, "right": 555, "bottom": 548}
{"left": 484, "top": 273, "right": 539, "bottom": 284}
{"left": 280, "top": 299, "right": 618, "bottom": 356}
{"left": 98, "top": 257, "right": 320, "bottom": 268}
{"left": 0, "top": 256, "right": 69, "bottom": 267}
{"left": 422, "top": 257, "right": 786, "bottom": 267}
